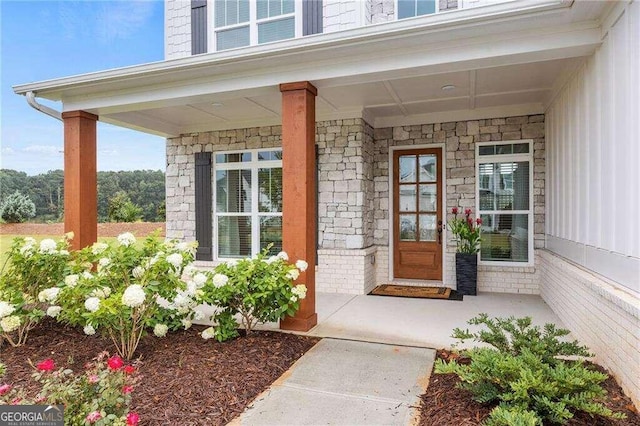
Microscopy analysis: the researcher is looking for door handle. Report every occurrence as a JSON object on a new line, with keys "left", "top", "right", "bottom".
{"left": 437, "top": 220, "right": 443, "bottom": 244}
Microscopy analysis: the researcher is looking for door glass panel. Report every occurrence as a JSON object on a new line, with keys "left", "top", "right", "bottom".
{"left": 399, "top": 214, "right": 417, "bottom": 241}
{"left": 419, "top": 184, "right": 436, "bottom": 212}
{"left": 419, "top": 154, "right": 436, "bottom": 182}
{"left": 399, "top": 185, "right": 416, "bottom": 212}
{"left": 399, "top": 156, "right": 416, "bottom": 183}
{"left": 419, "top": 214, "right": 437, "bottom": 241}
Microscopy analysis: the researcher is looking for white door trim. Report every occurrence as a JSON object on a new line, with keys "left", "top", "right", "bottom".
{"left": 388, "top": 143, "right": 447, "bottom": 283}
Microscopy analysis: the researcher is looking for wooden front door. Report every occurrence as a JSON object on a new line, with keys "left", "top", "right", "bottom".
{"left": 393, "top": 148, "right": 443, "bottom": 280}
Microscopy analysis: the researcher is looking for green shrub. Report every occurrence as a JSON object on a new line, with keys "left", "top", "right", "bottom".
{"left": 107, "top": 191, "right": 143, "bottom": 223}
{"left": 0, "top": 191, "right": 36, "bottom": 223}
{"left": 435, "top": 314, "right": 625, "bottom": 425}
{"left": 197, "top": 247, "right": 308, "bottom": 340}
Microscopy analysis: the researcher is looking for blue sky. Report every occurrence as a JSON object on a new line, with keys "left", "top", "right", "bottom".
{"left": 1, "top": 0, "right": 166, "bottom": 175}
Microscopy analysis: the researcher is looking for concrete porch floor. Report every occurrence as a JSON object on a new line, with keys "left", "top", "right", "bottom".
{"left": 258, "top": 292, "right": 567, "bottom": 349}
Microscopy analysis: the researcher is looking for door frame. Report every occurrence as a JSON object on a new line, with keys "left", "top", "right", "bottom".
{"left": 388, "top": 144, "right": 447, "bottom": 282}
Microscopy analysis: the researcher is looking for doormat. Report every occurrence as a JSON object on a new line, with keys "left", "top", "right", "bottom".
{"left": 369, "top": 285, "right": 463, "bottom": 301}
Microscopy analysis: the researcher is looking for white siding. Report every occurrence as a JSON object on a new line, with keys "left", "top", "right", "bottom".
{"left": 545, "top": 1, "right": 640, "bottom": 293}
{"left": 323, "top": 0, "right": 361, "bottom": 33}
{"left": 165, "top": 0, "right": 192, "bottom": 60}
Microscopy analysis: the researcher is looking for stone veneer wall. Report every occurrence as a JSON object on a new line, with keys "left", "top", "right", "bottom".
{"left": 372, "top": 115, "right": 545, "bottom": 293}
{"left": 366, "top": 0, "right": 459, "bottom": 25}
{"left": 167, "top": 114, "right": 545, "bottom": 294}
{"left": 539, "top": 250, "right": 640, "bottom": 407}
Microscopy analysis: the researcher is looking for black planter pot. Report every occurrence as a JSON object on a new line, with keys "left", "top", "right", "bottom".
{"left": 456, "top": 253, "right": 478, "bottom": 296}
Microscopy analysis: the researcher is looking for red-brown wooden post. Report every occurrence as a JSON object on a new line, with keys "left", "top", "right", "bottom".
{"left": 279, "top": 81, "right": 318, "bottom": 332}
{"left": 62, "top": 110, "right": 98, "bottom": 250}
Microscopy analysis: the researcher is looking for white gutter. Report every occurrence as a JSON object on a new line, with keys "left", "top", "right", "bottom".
{"left": 26, "top": 91, "right": 62, "bottom": 121}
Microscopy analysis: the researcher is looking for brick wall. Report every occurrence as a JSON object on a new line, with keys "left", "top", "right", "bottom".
{"left": 165, "top": 0, "right": 192, "bottom": 60}
{"left": 539, "top": 250, "right": 640, "bottom": 407}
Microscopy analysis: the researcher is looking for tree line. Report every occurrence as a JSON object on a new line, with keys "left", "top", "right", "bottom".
{"left": 0, "top": 169, "right": 165, "bottom": 222}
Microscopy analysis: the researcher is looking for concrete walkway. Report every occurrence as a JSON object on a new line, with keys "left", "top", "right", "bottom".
{"left": 232, "top": 339, "right": 435, "bottom": 426}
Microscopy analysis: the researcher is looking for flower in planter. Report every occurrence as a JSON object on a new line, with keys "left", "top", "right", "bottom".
{"left": 107, "top": 355, "right": 124, "bottom": 371}
{"left": 448, "top": 207, "right": 482, "bottom": 254}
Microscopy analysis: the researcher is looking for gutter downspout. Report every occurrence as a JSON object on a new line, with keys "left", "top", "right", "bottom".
{"left": 26, "top": 91, "right": 62, "bottom": 121}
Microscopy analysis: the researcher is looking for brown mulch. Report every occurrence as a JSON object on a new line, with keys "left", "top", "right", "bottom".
{"left": 418, "top": 349, "right": 640, "bottom": 426}
{"left": 0, "top": 222, "right": 165, "bottom": 237}
{"left": 1, "top": 319, "right": 319, "bottom": 425}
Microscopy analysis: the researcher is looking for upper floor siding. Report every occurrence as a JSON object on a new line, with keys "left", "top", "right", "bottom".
{"left": 165, "top": 0, "right": 509, "bottom": 60}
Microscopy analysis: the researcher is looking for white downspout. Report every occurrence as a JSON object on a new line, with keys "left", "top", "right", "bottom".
{"left": 26, "top": 91, "right": 62, "bottom": 121}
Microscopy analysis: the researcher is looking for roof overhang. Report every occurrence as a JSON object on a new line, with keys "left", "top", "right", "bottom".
{"left": 13, "top": 0, "right": 610, "bottom": 137}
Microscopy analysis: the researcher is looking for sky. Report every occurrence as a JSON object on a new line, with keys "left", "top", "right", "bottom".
{"left": 1, "top": 0, "right": 166, "bottom": 175}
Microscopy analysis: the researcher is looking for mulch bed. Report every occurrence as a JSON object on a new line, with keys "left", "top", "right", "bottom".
{"left": 0, "top": 222, "right": 165, "bottom": 237}
{"left": 418, "top": 349, "right": 640, "bottom": 426}
{"left": 1, "top": 319, "right": 319, "bottom": 425}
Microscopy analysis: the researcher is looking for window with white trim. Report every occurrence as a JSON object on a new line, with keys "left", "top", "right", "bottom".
{"left": 476, "top": 141, "right": 533, "bottom": 264}
{"left": 213, "top": 0, "right": 298, "bottom": 51}
{"left": 214, "top": 149, "right": 283, "bottom": 258}
{"left": 397, "top": 0, "right": 436, "bottom": 19}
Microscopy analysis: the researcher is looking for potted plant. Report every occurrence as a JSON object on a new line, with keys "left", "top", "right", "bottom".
{"left": 448, "top": 208, "right": 482, "bottom": 296}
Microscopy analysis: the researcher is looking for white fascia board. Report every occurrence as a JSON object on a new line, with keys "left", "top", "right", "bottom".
{"left": 59, "top": 22, "right": 600, "bottom": 114}
{"left": 13, "top": 0, "right": 569, "bottom": 98}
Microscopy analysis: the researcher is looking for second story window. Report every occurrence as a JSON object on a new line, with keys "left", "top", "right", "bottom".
{"left": 214, "top": 0, "right": 299, "bottom": 51}
{"left": 397, "top": 0, "right": 436, "bottom": 19}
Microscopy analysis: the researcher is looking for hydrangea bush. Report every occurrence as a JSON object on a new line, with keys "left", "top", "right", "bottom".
{"left": 197, "top": 247, "right": 308, "bottom": 340}
{"left": 0, "top": 235, "right": 71, "bottom": 346}
{"left": 54, "top": 233, "right": 199, "bottom": 359}
{"left": 0, "top": 353, "right": 140, "bottom": 425}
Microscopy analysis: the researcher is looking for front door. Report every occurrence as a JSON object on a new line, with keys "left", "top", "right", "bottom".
{"left": 393, "top": 148, "right": 443, "bottom": 280}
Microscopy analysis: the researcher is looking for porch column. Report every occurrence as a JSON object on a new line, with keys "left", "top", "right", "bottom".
{"left": 62, "top": 110, "right": 98, "bottom": 250}
{"left": 279, "top": 81, "right": 318, "bottom": 332}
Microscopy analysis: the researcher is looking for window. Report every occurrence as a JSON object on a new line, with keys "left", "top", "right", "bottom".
{"left": 214, "top": 149, "right": 283, "bottom": 258}
{"left": 397, "top": 0, "right": 436, "bottom": 19}
{"left": 476, "top": 141, "right": 533, "bottom": 265}
{"left": 213, "top": 0, "right": 298, "bottom": 51}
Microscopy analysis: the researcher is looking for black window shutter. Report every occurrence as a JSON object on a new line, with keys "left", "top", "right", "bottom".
{"left": 191, "top": 0, "right": 208, "bottom": 55}
{"left": 303, "top": 0, "right": 323, "bottom": 36}
{"left": 195, "top": 152, "right": 212, "bottom": 261}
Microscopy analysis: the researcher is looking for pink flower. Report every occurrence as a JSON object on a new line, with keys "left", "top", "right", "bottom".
{"left": 37, "top": 359, "right": 55, "bottom": 372}
{"left": 86, "top": 411, "right": 102, "bottom": 423}
{"left": 107, "top": 355, "right": 124, "bottom": 371}
{"left": 124, "top": 365, "right": 136, "bottom": 375}
{"left": 476, "top": 218, "right": 482, "bottom": 225}
{"left": 122, "top": 385, "right": 134, "bottom": 394}
{"left": 0, "top": 384, "right": 12, "bottom": 395}
{"left": 451, "top": 207, "right": 458, "bottom": 215}
{"left": 126, "top": 412, "right": 140, "bottom": 426}
{"left": 88, "top": 374, "right": 100, "bottom": 384}
{"left": 10, "top": 397, "right": 22, "bottom": 405}
{"left": 464, "top": 208, "right": 472, "bottom": 216}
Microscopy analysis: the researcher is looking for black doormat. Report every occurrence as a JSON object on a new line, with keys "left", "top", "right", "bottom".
{"left": 369, "top": 285, "right": 464, "bottom": 301}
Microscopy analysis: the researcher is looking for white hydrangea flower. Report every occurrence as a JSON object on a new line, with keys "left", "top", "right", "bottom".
{"left": 182, "top": 264, "right": 196, "bottom": 278}
{"left": 64, "top": 274, "right": 79, "bottom": 288}
{"left": 117, "top": 232, "right": 136, "bottom": 247}
{"left": 181, "top": 319, "right": 192, "bottom": 330}
{"left": 225, "top": 259, "right": 238, "bottom": 267}
{"left": 212, "top": 273, "right": 229, "bottom": 288}
{"left": 132, "top": 266, "right": 145, "bottom": 279}
{"left": 59, "top": 250, "right": 70, "bottom": 256}
{"left": 176, "top": 242, "right": 197, "bottom": 255}
{"left": 290, "top": 295, "right": 298, "bottom": 303}
{"left": 47, "top": 306, "right": 62, "bottom": 318}
{"left": 265, "top": 256, "right": 279, "bottom": 264}
{"left": 201, "top": 327, "right": 216, "bottom": 340}
{"left": 185, "top": 281, "right": 197, "bottom": 296}
{"left": 84, "top": 297, "right": 101, "bottom": 312}
{"left": 193, "top": 310, "right": 205, "bottom": 321}
{"left": 296, "top": 260, "right": 309, "bottom": 272}
{"left": 173, "top": 293, "right": 191, "bottom": 309}
{"left": 166, "top": 253, "right": 183, "bottom": 269}
{"left": 38, "top": 287, "right": 60, "bottom": 303}
{"left": 19, "top": 242, "right": 34, "bottom": 257}
{"left": 193, "top": 273, "right": 207, "bottom": 288}
{"left": 0, "top": 315, "right": 21, "bottom": 333}
{"left": 83, "top": 324, "right": 96, "bottom": 335}
{"left": 153, "top": 324, "right": 168, "bottom": 337}
{"left": 121, "top": 285, "right": 146, "bottom": 308}
{"left": 292, "top": 284, "right": 307, "bottom": 300}
{"left": 0, "top": 301, "right": 16, "bottom": 318}
{"left": 155, "top": 295, "right": 173, "bottom": 310}
{"left": 98, "top": 257, "right": 111, "bottom": 268}
{"left": 82, "top": 271, "right": 94, "bottom": 280}
{"left": 286, "top": 269, "right": 300, "bottom": 280}
{"left": 277, "top": 251, "right": 289, "bottom": 261}
{"left": 91, "top": 287, "right": 111, "bottom": 299}
{"left": 91, "top": 242, "right": 108, "bottom": 255}
{"left": 39, "top": 239, "right": 57, "bottom": 254}
{"left": 64, "top": 231, "right": 75, "bottom": 240}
